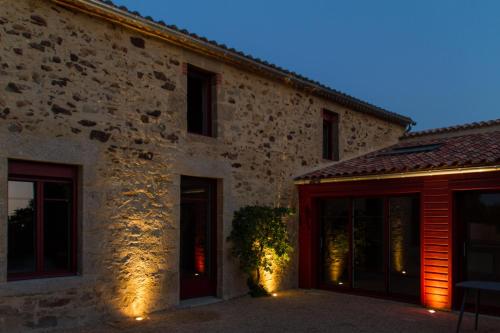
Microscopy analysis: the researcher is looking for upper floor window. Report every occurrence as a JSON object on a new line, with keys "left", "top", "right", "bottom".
{"left": 7, "top": 160, "right": 78, "bottom": 280}
{"left": 322, "top": 110, "right": 339, "bottom": 161}
{"left": 187, "top": 65, "right": 216, "bottom": 137}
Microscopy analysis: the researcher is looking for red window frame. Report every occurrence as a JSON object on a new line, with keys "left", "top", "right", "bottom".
{"left": 7, "top": 160, "right": 78, "bottom": 281}
{"left": 322, "top": 110, "right": 339, "bottom": 161}
{"left": 187, "top": 65, "right": 216, "bottom": 137}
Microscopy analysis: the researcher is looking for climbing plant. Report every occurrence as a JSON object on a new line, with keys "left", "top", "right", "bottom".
{"left": 227, "top": 205, "right": 293, "bottom": 297}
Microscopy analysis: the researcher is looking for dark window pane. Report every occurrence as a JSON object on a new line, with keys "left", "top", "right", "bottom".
{"left": 44, "top": 182, "right": 72, "bottom": 199}
{"left": 322, "top": 120, "right": 331, "bottom": 159}
{"left": 187, "top": 74, "right": 205, "bottom": 134}
{"left": 187, "top": 68, "right": 213, "bottom": 136}
{"left": 8, "top": 181, "right": 36, "bottom": 274}
{"left": 320, "top": 198, "right": 350, "bottom": 287}
{"left": 353, "top": 197, "right": 385, "bottom": 292}
{"left": 43, "top": 183, "right": 72, "bottom": 272}
{"left": 389, "top": 196, "right": 420, "bottom": 297}
{"left": 331, "top": 120, "right": 339, "bottom": 161}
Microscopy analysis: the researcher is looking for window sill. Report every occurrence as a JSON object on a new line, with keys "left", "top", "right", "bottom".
{"left": 0, "top": 274, "right": 95, "bottom": 297}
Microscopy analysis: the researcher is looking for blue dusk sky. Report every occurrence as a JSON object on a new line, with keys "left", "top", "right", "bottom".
{"left": 113, "top": 0, "right": 499, "bottom": 130}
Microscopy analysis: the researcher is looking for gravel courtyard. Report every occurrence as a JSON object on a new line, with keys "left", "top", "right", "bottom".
{"left": 53, "top": 289, "right": 500, "bottom": 333}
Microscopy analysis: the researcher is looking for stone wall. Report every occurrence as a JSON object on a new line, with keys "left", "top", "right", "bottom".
{"left": 0, "top": 0, "right": 406, "bottom": 330}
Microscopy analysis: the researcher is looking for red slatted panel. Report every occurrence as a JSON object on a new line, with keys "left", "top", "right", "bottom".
{"left": 421, "top": 178, "right": 452, "bottom": 309}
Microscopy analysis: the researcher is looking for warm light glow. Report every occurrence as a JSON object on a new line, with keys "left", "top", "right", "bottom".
{"left": 338, "top": 281, "right": 344, "bottom": 285}
{"left": 260, "top": 249, "right": 284, "bottom": 293}
{"left": 271, "top": 293, "right": 278, "bottom": 297}
{"left": 325, "top": 231, "right": 348, "bottom": 284}
{"left": 135, "top": 316, "right": 144, "bottom": 321}
{"left": 402, "top": 270, "right": 407, "bottom": 275}
{"left": 428, "top": 309, "right": 436, "bottom": 314}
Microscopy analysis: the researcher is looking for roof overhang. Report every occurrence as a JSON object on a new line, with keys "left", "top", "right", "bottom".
{"left": 49, "top": 0, "right": 414, "bottom": 127}
{"left": 295, "top": 165, "right": 500, "bottom": 185}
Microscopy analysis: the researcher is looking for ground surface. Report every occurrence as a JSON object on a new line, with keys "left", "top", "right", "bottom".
{"left": 52, "top": 289, "right": 500, "bottom": 333}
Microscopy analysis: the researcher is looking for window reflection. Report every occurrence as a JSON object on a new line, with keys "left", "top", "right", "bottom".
{"left": 8, "top": 181, "right": 36, "bottom": 274}
{"left": 389, "top": 196, "right": 420, "bottom": 297}
{"left": 320, "top": 199, "right": 350, "bottom": 287}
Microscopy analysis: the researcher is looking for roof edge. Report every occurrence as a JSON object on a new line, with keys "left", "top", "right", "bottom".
{"left": 402, "top": 118, "right": 500, "bottom": 139}
{"left": 49, "top": 0, "right": 414, "bottom": 127}
{"left": 295, "top": 165, "right": 500, "bottom": 185}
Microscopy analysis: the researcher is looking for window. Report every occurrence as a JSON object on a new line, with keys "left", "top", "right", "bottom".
{"left": 7, "top": 160, "right": 77, "bottom": 280}
{"left": 187, "top": 65, "right": 215, "bottom": 137}
{"left": 322, "top": 110, "right": 339, "bottom": 160}
{"left": 378, "top": 143, "right": 442, "bottom": 156}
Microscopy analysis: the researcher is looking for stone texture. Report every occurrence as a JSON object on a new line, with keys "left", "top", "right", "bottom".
{"left": 0, "top": 0, "right": 406, "bottom": 331}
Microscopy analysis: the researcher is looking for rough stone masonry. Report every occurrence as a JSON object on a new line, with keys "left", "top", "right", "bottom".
{"left": 0, "top": 0, "right": 406, "bottom": 331}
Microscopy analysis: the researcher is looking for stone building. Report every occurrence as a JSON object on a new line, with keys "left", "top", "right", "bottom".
{"left": 0, "top": 0, "right": 413, "bottom": 330}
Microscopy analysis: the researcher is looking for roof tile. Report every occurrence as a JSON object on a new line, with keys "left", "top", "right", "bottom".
{"left": 297, "top": 130, "right": 500, "bottom": 181}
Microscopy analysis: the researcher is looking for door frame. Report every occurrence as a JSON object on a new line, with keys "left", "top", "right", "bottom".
{"left": 179, "top": 176, "right": 218, "bottom": 300}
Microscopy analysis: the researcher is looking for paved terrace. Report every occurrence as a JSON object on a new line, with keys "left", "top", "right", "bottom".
{"left": 52, "top": 290, "right": 500, "bottom": 333}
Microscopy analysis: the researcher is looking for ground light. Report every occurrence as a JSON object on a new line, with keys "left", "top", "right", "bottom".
{"left": 135, "top": 316, "right": 145, "bottom": 321}
{"left": 428, "top": 309, "right": 436, "bottom": 314}
{"left": 271, "top": 293, "right": 278, "bottom": 297}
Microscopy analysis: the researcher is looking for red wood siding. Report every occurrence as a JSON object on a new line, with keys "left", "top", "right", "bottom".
{"left": 298, "top": 170, "right": 500, "bottom": 310}
{"left": 421, "top": 177, "right": 452, "bottom": 309}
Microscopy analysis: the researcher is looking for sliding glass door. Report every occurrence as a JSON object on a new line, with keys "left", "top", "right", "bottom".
{"left": 455, "top": 191, "right": 500, "bottom": 312}
{"left": 388, "top": 196, "right": 420, "bottom": 297}
{"left": 319, "top": 195, "right": 420, "bottom": 299}
{"left": 353, "top": 198, "right": 385, "bottom": 292}
{"left": 320, "top": 198, "right": 350, "bottom": 287}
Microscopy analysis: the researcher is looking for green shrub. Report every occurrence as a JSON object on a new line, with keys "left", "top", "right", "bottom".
{"left": 227, "top": 205, "right": 293, "bottom": 297}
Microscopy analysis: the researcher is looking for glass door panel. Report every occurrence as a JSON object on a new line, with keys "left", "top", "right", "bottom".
{"left": 388, "top": 196, "right": 420, "bottom": 297}
{"left": 457, "top": 191, "right": 500, "bottom": 310}
{"left": 320, "top": 198, "right": 350, "bottom": 287}
{"left": 353, "top": 198, "right": 385, "bottom": 292}
{"left": 180, "top": 176, "right": 217, "bottom": 299}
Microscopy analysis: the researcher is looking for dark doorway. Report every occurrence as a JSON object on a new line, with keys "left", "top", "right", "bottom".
{"left": 455, "top": 191, "right": 500, "bottom": 313}
{"left": 180, "top": 176, "right": 217, "bottom": 300}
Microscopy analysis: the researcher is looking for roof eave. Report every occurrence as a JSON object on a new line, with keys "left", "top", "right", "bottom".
{"left": 50, "top": 0, "right": 414, "bottom": 127}
{"left": 295, "top": 165, "right": 500, "bottom": 185}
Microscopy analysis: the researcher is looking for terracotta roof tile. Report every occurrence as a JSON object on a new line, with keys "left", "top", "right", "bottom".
{"left": 297, "top": 130, "right": 500, "bottom": 181}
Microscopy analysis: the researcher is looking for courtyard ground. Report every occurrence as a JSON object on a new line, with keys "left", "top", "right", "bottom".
{"left": 52, "top": 289, "right": 500, "bottom": 333}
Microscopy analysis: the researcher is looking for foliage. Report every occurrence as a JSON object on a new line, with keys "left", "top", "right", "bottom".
{"left": 227, "top": 205, "right": 293, "bottom": 297}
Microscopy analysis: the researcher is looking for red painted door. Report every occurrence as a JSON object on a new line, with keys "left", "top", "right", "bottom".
{"left": 180, "top": 177, "right": 217, "bottom": 300}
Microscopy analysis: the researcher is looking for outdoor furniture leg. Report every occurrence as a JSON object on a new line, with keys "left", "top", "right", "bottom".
{"left": 456, "top": 289, "right": 467, "bottom": 333}
{"left": 475, "top": 290, "right": 480, "bottom": 331}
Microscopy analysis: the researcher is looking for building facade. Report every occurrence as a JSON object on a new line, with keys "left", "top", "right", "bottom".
{"left": 0, "top": 0, "right": 411, "bottom": 330}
